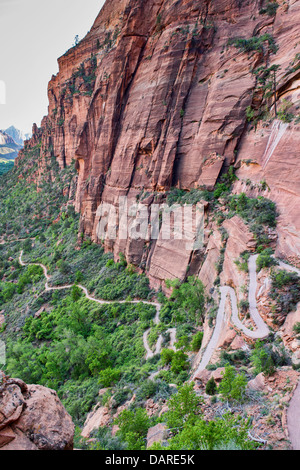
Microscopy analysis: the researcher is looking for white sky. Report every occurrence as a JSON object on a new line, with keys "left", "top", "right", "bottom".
{"left": 0, "top": 0, "right": 105, "bottom": 134}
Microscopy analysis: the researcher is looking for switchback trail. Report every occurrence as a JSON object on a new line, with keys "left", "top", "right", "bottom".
{"left": 18, "top": 250, "right": 169, "bottom": 358}
{"left": 193, "top": 254, "right": 270, "bottom": 376}
{"left": 193, "top": 255, "right": 300, "bottom": 376}
{"left": 5, "top": 242, "right": 300, "bottom": 448}
{"left": 192, "top": 253, "right": 300, "bottom": 450}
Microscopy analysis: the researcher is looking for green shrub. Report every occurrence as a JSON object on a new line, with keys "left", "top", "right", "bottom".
{"left": 235, "top": 252, "right": 250, "bottom": 273}
{"left": 153, "top": 383, "right": 255, "bottom": 450}
{"left": 165, "top": 276, "right": 205, "bottom": 325}
{"left": 136, "top": 380, "right": 158, "bottom": 401}
{"left": 98, "top": 368, "right": 121, "bottom": 387}
{"left": 206, "top": 377, "right": 217, "bottom": 396}
{"left": 114, "top": 408, "right": 150, "bottom": 450}
{"left": 170, "top": 351, "right": 189, "bottom": 374}
{"left": 269, "top": 270, "right": 300, "bottom": 318}
{"left": 161, "top": 348, "right": 175, "bottom": 366}
{"left": 229, "top": 194, "right": 277, "bottom": 228}
{"left": 277, "top": 99, "right": 294, "bottom": 123}
{"left": 250, "top": 341, "right": 276, "bottom": 376}
{"left": 218, "top": 365, "right": 247, "bottom": 403}
{"left": 256, "top": 248, "right": 278, "bottom": 271}
{"left": 164, "top": 382, "right": 200, "bottom": 429}
{"left": 228, "top": 34, "right": 278, "bottom": 54}
{"left": 161, "top": 348, "right": 189, "bottom": 374}
{"left": 191, "top": 331, "right": 204, "bottom": 351}
{"left": 239, "top": 299, "right": 249, "bottom": 313}
{"left": 293, "top": 322, "right": 300, "bottom": 336}
{"left": 23, "top": 239, "right": 32, "bottom": 253}
{"left": 259, "top": 2, "right": 279, "bottom": 17}
{"left": 0, "top": 283, "right": 16, "bottom": 303}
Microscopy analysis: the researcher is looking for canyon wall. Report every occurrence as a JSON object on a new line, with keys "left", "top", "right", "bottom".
{"left": 17, "top": 0, "right": 300, "bottom": 288}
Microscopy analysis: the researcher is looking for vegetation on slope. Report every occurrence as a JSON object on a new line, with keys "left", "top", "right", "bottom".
{"left": 0, "top": 145, "right": 296, "bottom": 451}
{"left": 0, "top": 145, "right": 208, "bottom": 434}
{"left": 0, "top": 160, "right": 14, "bottom": 175}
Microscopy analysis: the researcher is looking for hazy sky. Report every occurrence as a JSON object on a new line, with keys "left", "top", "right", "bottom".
{"left": 0, "top": 0, "right": 105, "bottom": 134}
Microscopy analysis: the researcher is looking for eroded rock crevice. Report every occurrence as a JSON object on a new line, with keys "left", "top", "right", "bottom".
{"left": 16, "top": 0, "right": 300, "bottom": 286}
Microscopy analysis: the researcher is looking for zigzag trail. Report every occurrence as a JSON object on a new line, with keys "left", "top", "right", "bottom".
{"left": 18, "top": 250, "right": 176, "bottom": 358}
{"left": 191, "top": 253, "right": 300, "bottom": 450}
{"left": 3, "top": 240, "right": 300, "bottom": 448}
{"left": 193, "top": 254, "right": 300, "bottom": 377}
{"left": 15, "top": 247, "right": 300, "bottom": 369}
{"left": 193, "top": 254, "right": 269, "bottom": 377}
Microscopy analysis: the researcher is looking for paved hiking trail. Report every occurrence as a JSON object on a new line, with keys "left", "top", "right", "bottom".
{"left": 193, "top": 254, "right": 270, "bottom": 376}
{"left": 191, "top": 254, "right": 300, "bottom": 450}
{"left": 193, "top": 255, "right": 300, "bottom": 375}
{"left": 287, "top": 381, "right": 300, "bottom": 450}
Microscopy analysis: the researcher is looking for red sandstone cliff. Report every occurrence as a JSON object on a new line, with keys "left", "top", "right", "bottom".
{"left": 16, "top": 0, "right": 300, "bottom": 288}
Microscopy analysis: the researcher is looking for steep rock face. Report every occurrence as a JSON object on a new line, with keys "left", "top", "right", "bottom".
{"left": 233, "top": 0, "right": 300, "bottom": 265}
{"left": 17, "top": 0, "right": 300, "bottom": 287}
{"left": 0, "top": 373, "right": 74, "bottom": 450}
{"left": 235, "top": 120, "right": 300, "bottom": 266}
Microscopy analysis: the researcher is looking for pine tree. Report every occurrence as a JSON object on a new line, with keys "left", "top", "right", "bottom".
{"left": 206, "top": 377, "right": 217, "bottom": 396}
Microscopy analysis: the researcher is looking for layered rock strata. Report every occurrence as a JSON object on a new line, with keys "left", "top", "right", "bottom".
{"left": 16, "top": 0, "right": 300, "bottom": 288}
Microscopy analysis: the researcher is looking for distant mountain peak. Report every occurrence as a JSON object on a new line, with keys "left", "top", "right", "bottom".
{"left": 0, "top": 130, "right": 16, "bottom": 146}
{"left": 2, "top": 126, "right": 31, "bottom": 146}
{"left": 0, "top": 128, "right": 24, "bottom": 161}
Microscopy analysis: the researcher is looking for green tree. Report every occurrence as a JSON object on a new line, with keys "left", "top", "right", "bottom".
{"left": 71, "top": 285, "right": 82, "bottom": 302}
{"left": 150, "top": 413, "right": 255, "bottom": 450}
{"left": 161, "top": 348, "right": 175, "bottom": 366}
{"left": 205, "top": 377, "right": 217, "bottom": 396}
{"left": 191, "top": 331, "right": 204, "bottom": 351}
{"left": 256, "top": 248, "right": 278, "bottom": 272}
{"left": 166, "top": 276, "right": 206, "bottom": 325}
{"left": 57, "top": 259, "right": 70, "bottom": 275}
{"left": 23, "top": 239, "right": 32, "bottom": 253}
{"left": 218, "top": 365, "right": 247, "bottom": 403}
{"left": 164, "top": 382, "right": 201, "bottom": 429}
{"left": 250, "top": 340, "right": 276, "bottom": 376}
{"left": 161, "top": 349, "right": 189, "bottom": 375}
{"left": 115, "top": 408, "right": 150, "bottom": 450}
{"left": 170, "top": 351, "right": 189, "bottom": 374}
{"left": 98, "top": 368, "right": 121, "bottom": 387}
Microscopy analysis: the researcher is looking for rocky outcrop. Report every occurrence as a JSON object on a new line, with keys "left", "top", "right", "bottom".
{"left": 248, "top": 372, "right": 266, "bottom": 392}
{"left": 81, "top": 405, "right": 110, "bottom": 439}
{"left": 16, "top": 0, "right": 300, "bottom": 287}
{"left": 147, "top": 423, "right": 168, "bottom": 449}
{"left": 0, "top": 373, "right": 74, "bottom": 450}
